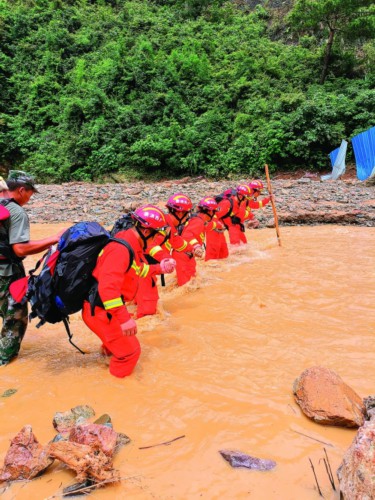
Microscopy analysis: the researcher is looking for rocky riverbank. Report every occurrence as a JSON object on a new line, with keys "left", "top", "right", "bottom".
{"left": 26, "top": 171, "right": 375, "bottom": 227}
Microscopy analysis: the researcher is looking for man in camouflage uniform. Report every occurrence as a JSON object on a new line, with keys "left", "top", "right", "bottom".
{"left": 0, "top": 171, "right": 63, "bottom": 365}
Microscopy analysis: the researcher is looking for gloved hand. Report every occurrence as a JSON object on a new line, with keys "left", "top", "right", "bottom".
{"left": 160, "top": 258, "right": 176, "bottom": 274}
{"left": 193, "top": 245, "right": 204, "bottom": 258}
{"left": 247, "top": 219, "right": 260, "bottom": 229}
{"left": 120, "top": 318, "right": 137, "bottom": 336}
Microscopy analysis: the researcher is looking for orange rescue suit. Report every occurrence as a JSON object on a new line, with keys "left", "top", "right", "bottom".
{"left": 82, "top": 229, "right": 161, "bottom": 378}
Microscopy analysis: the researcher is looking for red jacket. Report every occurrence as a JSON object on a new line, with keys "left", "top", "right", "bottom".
{"left": 181, "top": 215, "right": 205, "bottom": 247}
{"left": 92, "top": 229, "right": 161, "bottom": 324}
{"left": 217, "top": 196, "right": 247, "bottom": 224}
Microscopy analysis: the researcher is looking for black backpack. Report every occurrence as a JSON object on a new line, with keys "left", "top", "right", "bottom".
{"left": 110, "top": 213, "right": 134, "bottom": 236}
{"left": 26, "top": 221, "right": 134, "bottom": 353}
{"left": 215, "top": 190, "right": 234, "bottom": 220}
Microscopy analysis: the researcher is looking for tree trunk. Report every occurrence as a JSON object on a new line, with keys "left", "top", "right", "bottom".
{"left": 320, "top": 28, "right": 335, "bottom": 84}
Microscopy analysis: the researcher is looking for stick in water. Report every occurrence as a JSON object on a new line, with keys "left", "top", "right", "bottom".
{"left": 309, "top": 458, "right": 324, "bottom": 497}
{"left": 264, "top": 164, "right": 282, "bottom": 246}
{"left": 323, "top": 448, "right": 336, "bottom": 491}
{"left": 139, "top": 435, "right": 185, "bottom": 450}
{"left": 291, "top": 429, "right": 333, "bottom": 447}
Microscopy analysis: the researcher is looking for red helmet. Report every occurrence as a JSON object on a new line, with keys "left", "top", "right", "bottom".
{"left": 236, "top": 184, "right": 251, "bottom": 197}
{"left": 198, "top": 197, "right": 218, "bottom": 211}
{"left": 248, "top": 180, "right": 264, "bottom": 192}
{"left": 166, "top": 193, "right": 193, "bottom": 212}
{"left": 131, "top": 205, "right": 168, "bottom": 231}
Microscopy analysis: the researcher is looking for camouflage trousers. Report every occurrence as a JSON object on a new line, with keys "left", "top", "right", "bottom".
{"left": 0, "top": 273, "right": 28, "bottom": 365}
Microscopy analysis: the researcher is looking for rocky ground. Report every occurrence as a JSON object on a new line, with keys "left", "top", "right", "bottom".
{"left": 27, "top": 168, "right": 375, "bottom": 228}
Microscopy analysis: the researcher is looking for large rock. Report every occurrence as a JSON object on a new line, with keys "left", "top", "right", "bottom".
{"left": 293, "top": 366, "right": 365, "bottom": 427}
{"left": 48, "top": 441, "right": 119, "bottom": 483}
{"left": 0, "top": 426, "right": 53, "bottom": 482}
{"left": 52, "top": 405, "right": 95, "bottom": 434}
{"left": 69, "top": 424, "right": 118, "bottom": 457}
{"left": 337, "top": 418, "right": 375, "bottom": 499}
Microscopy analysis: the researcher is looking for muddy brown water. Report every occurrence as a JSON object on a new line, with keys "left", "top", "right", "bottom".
{"left": 0, "top": 224, "right": 374, "bottom": 499}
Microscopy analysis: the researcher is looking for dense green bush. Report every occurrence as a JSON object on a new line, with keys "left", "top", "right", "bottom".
{"left": 0, "top": 0, "right": 374, "bottom": 181}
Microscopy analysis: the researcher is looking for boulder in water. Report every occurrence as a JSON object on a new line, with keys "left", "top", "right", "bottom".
{"left": 52, "top": 405, "right": 95, "bottom": 433}
{"left": 293, "top": 366, "right": 365, "bottom": 427}
{"left": 337, "top": 417, "right": 375, "bottom": 499}
{"left": 48, "top": 441, "right": 119, "bottom": 483}
{"left": 219, "top": 450, "right": 276, "bottom": 470}
{"left": 0, "top": 425, "right": 53, "bottom": 482}
{"left": 69, "top": 423, "right": 118, "bottom": 457}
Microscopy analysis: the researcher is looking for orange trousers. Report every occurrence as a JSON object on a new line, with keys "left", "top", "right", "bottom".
{"left": 205, "top": 231, "right": 229, "bottom": 260}
{"left": 82, "top": 301, "right": 140, "bottom": 378}
{"left": 135, "top": 276, "right": 159, "bottom": 318}
{"left": 172, "top": 251, "right": 196, "bottom": 286}
{"left": 228, "top": 224, "right": 247, "bottom": 245}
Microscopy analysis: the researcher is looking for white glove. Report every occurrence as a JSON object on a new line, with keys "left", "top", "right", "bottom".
{"left": 160, "top": 258, "right": 176, "bottom": 274}
{"left": 193, "top": 245, "right": 204, "bottom": 259}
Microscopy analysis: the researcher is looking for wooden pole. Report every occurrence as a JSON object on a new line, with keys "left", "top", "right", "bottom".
{"left": 264, "top": 164, "right": 282, "bottom": 247}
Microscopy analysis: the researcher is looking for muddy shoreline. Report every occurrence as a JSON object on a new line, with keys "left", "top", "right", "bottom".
{"left": 27, "top": 172, "right": 375, "bottom": 227}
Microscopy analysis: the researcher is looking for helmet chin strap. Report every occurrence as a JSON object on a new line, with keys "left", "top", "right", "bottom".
{"left": 170, "top": 209, "right": 189, "bottom": 225}
{"left": 200, "top": 209, "right": 214, "bottom": 221}
{"left": 135, "top": 224, "right": 156, "bottom": 250}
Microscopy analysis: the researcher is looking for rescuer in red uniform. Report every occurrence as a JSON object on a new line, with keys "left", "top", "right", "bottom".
{"left": 217, "top": 184, "right": 251, "bottom": 245}
{"left": 244, "top": 180, "right": 271, "bottom": 228}
{"left": 82, "top": 205, "right": 175, "bottom": 378}
{"left": 196, "top": 197, "right": 228, "bottom": 261}
{"left": 165, "top": 193, "right": 205, "bottom": 286}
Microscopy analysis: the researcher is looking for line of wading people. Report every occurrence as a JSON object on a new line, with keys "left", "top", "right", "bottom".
{"left": 0, "top": 171, "right": 271, "bottom": 377}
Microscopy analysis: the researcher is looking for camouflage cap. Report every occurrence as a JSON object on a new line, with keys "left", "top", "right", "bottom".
{"left": 7, "top": 170, "right": 39, "bottom": 192}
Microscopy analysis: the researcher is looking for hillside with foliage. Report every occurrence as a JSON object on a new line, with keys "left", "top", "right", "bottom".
{"left": 0, "top": 0, "right": 374, "bottom": 181}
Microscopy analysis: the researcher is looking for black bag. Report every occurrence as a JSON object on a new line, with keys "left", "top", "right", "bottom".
{"left": 110, "top": 213, "right": 134, "bottom": 236}
{"left": 27, "top": 221, "right": 134, "bottom": 353}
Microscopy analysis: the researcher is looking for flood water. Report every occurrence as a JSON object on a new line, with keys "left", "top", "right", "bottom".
{"left": 0, "top": 224, "right": 374, "bottom": 500}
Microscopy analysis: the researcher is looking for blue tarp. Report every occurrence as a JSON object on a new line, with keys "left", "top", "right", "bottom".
{"left": 352, "top": 126, "right": 375, "bottom": 181}
{"left": 329, "top": 147, "right": 340, "bottom": 167}
{"left": 321, "top": 140, "right": 347, "bottom": 181}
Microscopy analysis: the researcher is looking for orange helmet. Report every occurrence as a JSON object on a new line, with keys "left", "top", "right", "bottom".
{"left": 248, "top": 180, "right": 264, "bottom": 192}
{"left": 131, "top": 205, "right": 168, "bottom": 231}
{"left": 166, "top": 193, "right": 193, "bottom": 212}
{"left": 197, "top": 197, "right": 218, "bottom": 212}
{"left": 236, "top": 184, "right": 251, "bottom": 197}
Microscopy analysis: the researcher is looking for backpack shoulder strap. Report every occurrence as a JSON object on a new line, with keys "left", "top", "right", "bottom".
{"left": 220, "top": 196, "right": 234, "bottom": 219}
{"left": 108, "top": 237, "right": 135, "bottom": 272}
{"left": 0, "top": 198, "right": 18, "bottom": 208}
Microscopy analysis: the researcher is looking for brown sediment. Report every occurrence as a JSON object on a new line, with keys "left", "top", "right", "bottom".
{"left": 0, "top": 224, "right": 374, "bottom": 499}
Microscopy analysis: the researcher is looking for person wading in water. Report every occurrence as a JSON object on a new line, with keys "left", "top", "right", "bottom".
{"left": 0, "top": 170, "right": 64, "bottom": 365}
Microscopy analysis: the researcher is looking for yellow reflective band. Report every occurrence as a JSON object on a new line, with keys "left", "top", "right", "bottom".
{"left": 176, "top": 241, "right": 187, "bottom": 252}
{"left": 259, "top": 201, "right": 263, "bottom": 208}
{"left": 140, "top": 264, "right": 150, "bottom": 278}
{"left": 98, "top": 249, "right": 104, "bottom": 257}
{"left": 131, "top": 261, "right": 141, "bottom": 275}
{"left": 149, "top": 246, "right": 162, "bottom": 257}
{"left": 212, "top": 222, "right": 217, "bottom": 230}
{"left": 189, "top": 239, "right": 198, "bottom": 245}
{"left": 103, "top": 297, "right": 123, "bottom": 310}
{"left": 200, "top": 232, "right": 204, "bottom": 240}
{"left": 165, "top": 241, "right": 172, "bottom": 251}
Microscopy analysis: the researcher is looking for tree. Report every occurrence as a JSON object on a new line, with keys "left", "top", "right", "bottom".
{"left": 288, "top": 0, "right": 375, "bottom": 83}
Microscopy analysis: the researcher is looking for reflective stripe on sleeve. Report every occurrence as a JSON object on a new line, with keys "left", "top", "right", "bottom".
{"left": 259, "top": 201, "right": 263, "bottom": 208}
{"left": 189, "top": 239, "right": 199, "bottom": 246}
{"left": 176, "top": 241, "right": 187, "bottom": 252}
{"left": 139, "top": 264, "right": 150, "bottom": 278}
{"left": 149, "top": 245, "right": 162, "bottom": 257}
{"left": 165, "top": 241, "right": 172, "bottom": 251}
{"left": 103, "top": 297, "right": 123, "bottom": 310}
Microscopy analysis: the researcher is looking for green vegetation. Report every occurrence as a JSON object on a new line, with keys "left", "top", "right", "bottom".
{"left": 0, "top": 0, "right": 374, "bottom": 181}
